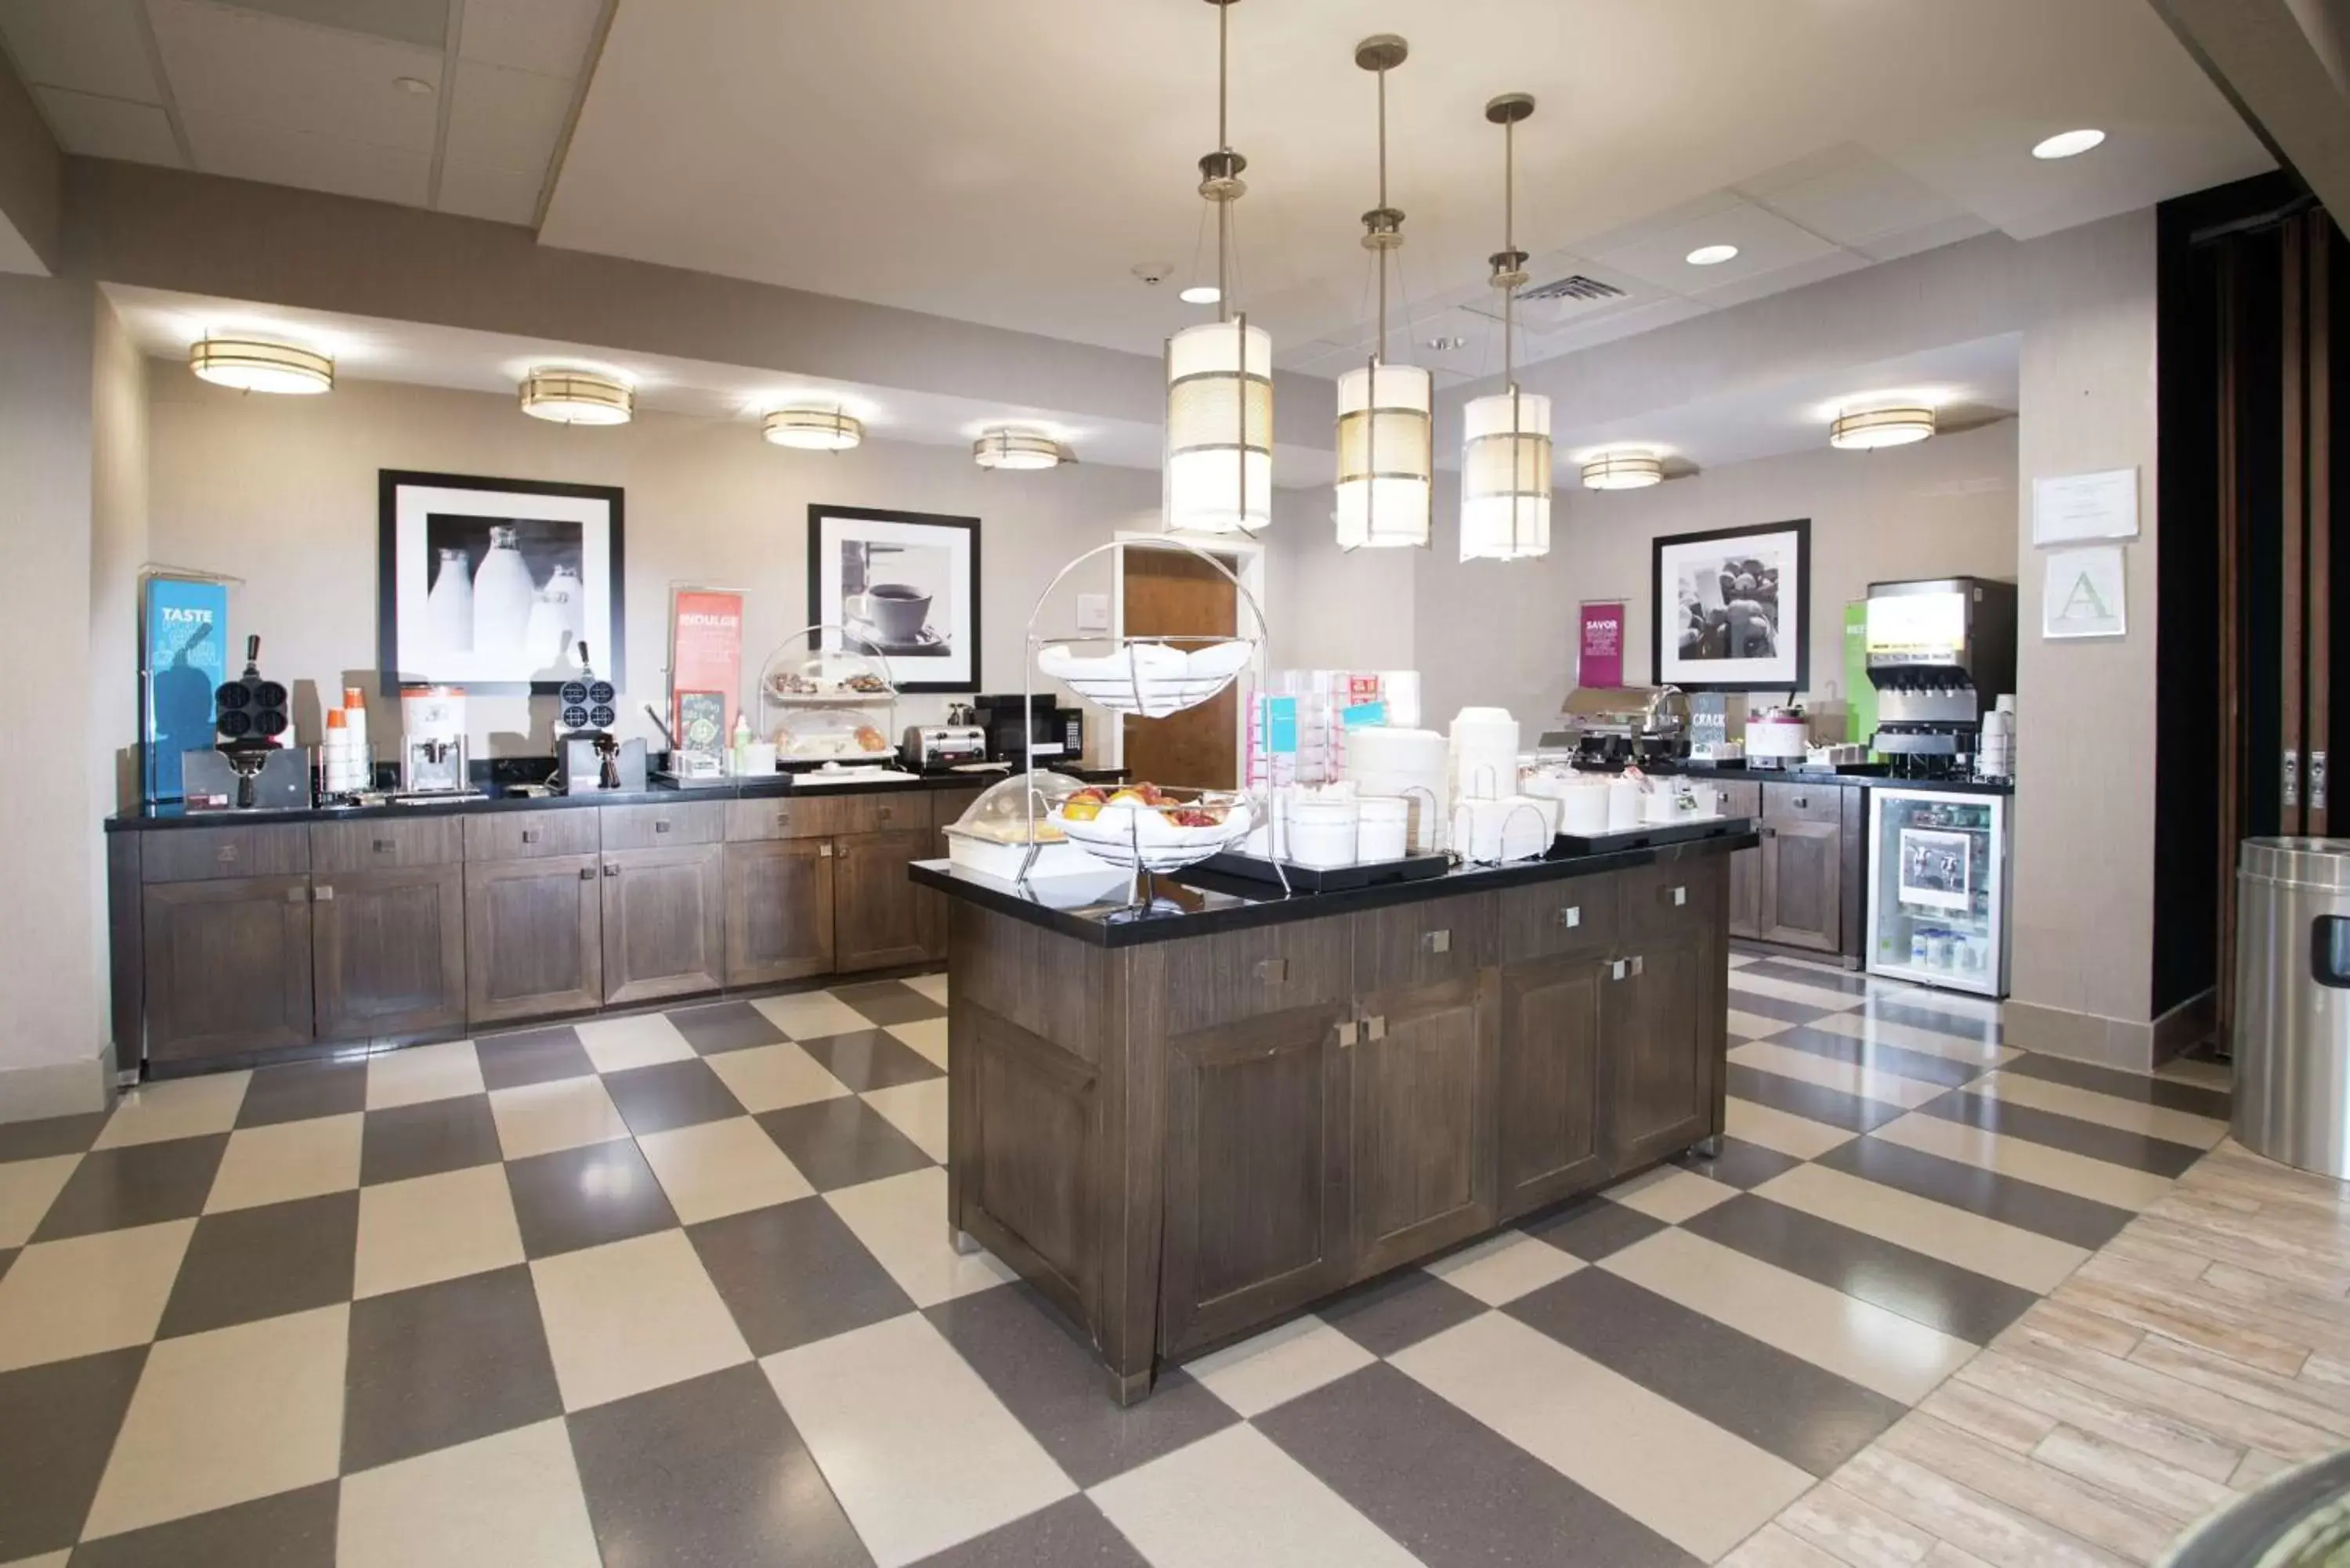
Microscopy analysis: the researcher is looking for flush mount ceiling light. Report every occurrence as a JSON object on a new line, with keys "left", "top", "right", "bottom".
{"left": 973, "top": 428, "right": 1066, "bottom": 470}
{"left": 1334, "top": 33, "right": 1432, "bottom": 551}
{"left": 763, "top": 406, "right": 862, "bottom": 451}
{"left": 1459, "top": 92, "right": 1552, "bottom": 562}
{"left": 1829, "top": 404, "right": 1936, "bottom": 450}
{"left": 394, "top": 75, "right": 435, "bottom": 96}
{"left": 1581, "top": 450, "right": 1664, "bottom": 490}
{"left": 2031, "top": 128, "right": 2106, "bottom": 160}
{"left": 1165, "top": 0, "right": 1272, "bottom": 536}
{"left": 519, "top": 368, "right": 632, "bottom": 425}
{"left": 189, "top": 337, "right": 334, "bottom": 395}
{"left": 1179, "top": 284, "right": 1220, "bottom": 305}
{"left": 1685, "top": 244, "right": 1739, "bottom": 266}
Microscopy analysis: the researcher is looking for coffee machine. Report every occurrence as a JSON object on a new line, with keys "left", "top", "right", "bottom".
{"left": 553, "top": 644, "right": 647, "bottom": 794}
{"left": 1864, "top": 577, "right": 2017, "bottom": 779}
{"left": 183, "top": 636, "right": 310, "bottom": 811}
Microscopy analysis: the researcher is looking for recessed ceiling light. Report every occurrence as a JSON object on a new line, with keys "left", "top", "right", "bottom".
{"left": 1685, "top": 244, "right": 1739, "bottom": 266}
{"left": 519, "top": 369, "right": 632, "bottom": 425}
{"left": 2031, "top": 128, "right": 2105, "bottom": 160}
{"left": 1179, "top": 284, "right": 1220, "bottom": 305}
{"left": 394, "top": 75, "right": 435, "bottom": 96}
{"left": 189, "top": 337, "right": 334, "bottom": 394}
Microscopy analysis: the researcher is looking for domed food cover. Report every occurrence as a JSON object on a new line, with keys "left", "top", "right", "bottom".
{"left": 757, "top": 634, "right": 898, "bottom": 762}
{"left": 949, "top": 769, "right": 1086, "bottom": 844}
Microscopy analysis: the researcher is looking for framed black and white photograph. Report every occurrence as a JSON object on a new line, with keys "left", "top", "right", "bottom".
{"left": 1898, "top": 827, "right": 1974, "bottom": 912}
{"left": 378, "top": 471, "right": 624, "bottom": 694}
{"left": 808, "top": 504, "right": 981, "bottom": 692}
{"left": 1651, "top": 518, "right": 1810, "bottom": 692}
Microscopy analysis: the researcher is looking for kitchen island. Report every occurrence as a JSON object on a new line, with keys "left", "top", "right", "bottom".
{"left": 910, "top": 824, "right": 1756, "bottom": 1403}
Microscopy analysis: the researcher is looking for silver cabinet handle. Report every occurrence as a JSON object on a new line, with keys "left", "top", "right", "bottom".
{"left": 522, "top": 829, "right": 541, "bottom": 844}
{"left": 1792, "top": 796, "right": 1809, "bottom": 809}
{"left": 1671, "top": 885, "right": 1687, "bottom": 907}
{"left": 286, "top": 884, "right": 307, "bottom": 904}
{"left": 1256, "top": 959, "right": 1288, "bottom": 982}
{"left": 819, "top": 842, "right": 835, "bottom": 858}
{"left": 602, "top": 862, "right": 620, "bottom": 877}
{"left": 1421, "top": 930, "right": 1452, "bottom": 954}
{"left": 654, "top": 819, "right": 671, "bottom": 834}
{"left": 1607, "top": 956, "right": 1644, "bottom": 981}
{"left": 578, "top": 866, "right": 595, "bottom": 880}
{"left": 1556, "top": 905, "right": 1581, "bottom": 928}
{"left": 314, "top": 884, "right": 334, "bottom": 901}
{"left": 1335, "top": 1019, "right": 1359, "bottom": 1049}
{"left": 218, "top": 844, "right": 240, "bottom": 862}
{"left": 1365, "top": 1014, "right": 1387, "bottom": 1041}
{"left": 372, "top": 838, "right": 394, "bottom": 853}
{"left": 1628, "top": 955, "right": 1644, "bottom": 977}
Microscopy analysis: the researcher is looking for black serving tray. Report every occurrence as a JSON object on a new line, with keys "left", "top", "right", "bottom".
{"left": 1200, "top": 849, "right": 1453, "bottom": 891}
{"left": 1550, "top": 815, "right": 1755, "bottom": 855}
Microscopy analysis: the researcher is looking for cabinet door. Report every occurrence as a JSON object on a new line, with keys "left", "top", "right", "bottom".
{"left": 1759, "top": 818, "right": 1842, "bottom": 950}
{"left": 833, "top": 829, "right": 935, "bottom": 972}
{"left": 602, "top": 844, "right": 725, "bottom": 1006}
{"left": 1350, "top": 970, "right": 1497, "bottom": 1277}
{"left": 1603, "top": 925, "right": 1721, "bottom": 1169}
{"left": 465, "top": 855, "right": 602, "bottom": 1026}
{"left": 1496, "top": 954, "right": 1607, "bottom": 1220}
{"left": 313, "top": 864, "right": 465, "bottom": 1042}
{"left": 725, "top": 839, "right": 834, "bottom": 986}
{"left": 1727, "top": 845, "right": 1765, "bottom": 940}
{"left": 143, "top": 876, "right": 315, "bottom": 1064}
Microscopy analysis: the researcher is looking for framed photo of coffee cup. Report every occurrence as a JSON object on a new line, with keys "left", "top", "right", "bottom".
{"left": 808, "top": 505, "right": 982, "bottom": 692}
{"left": 1651, "top": 518, "right": 1810, "bottom": 693}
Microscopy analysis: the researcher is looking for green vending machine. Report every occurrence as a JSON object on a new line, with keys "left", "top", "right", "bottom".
{"left": 1843, "top": 601, "right": 1877, "bottom": 748}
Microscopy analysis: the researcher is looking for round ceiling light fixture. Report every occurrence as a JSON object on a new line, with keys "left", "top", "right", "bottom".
{"left": 2032, "top": 128, "right": 2106, "bottom": 160}
{"left": 973, "top": 427, "right": 1065, "bottom": 470}
{"left": 1179, "top": 284, "right": 1221, "bottom": 305}
{"left": 763, "top": 406, "right": 863, "bottom": 451}
{"left": 1685, "top": 244, "right": 1739, "bottom": 266}
{"left": 189, "top": 337, "right": 334, "bottom": 395}
{"left": 1580, "top": 450, "right": 1665, "bottom": 490}
{"left": 1829, "top": 404, "right": 1936, "bottom": 450}
{"left": 519, "top": 368, "right": 633, "bottom": 425}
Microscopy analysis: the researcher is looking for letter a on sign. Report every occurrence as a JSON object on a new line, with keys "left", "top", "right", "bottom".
{"left": 2042, "top": 546, "right": 2125, "bottom": 638}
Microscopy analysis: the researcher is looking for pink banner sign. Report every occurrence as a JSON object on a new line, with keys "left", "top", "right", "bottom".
{"left": 1578, "top": 601, "right": 1626, "bottom": 688}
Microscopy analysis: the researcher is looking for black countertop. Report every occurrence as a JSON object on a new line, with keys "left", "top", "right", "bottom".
{"left": 912, "top": 822, "right": 1761, "bottom": 948}
{"left": 1663, "top": 763, "right": 2015, "bottom": 797}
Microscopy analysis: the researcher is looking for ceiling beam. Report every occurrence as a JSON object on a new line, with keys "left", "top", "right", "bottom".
{"left": 0, "top": 40, "right": 59, "bottom": 274}
{"left": 2146, "top": 0, "right": 2350, "bottom": 229}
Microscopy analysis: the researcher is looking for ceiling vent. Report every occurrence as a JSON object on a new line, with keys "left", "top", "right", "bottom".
{"left": 1517, "top": 273, "right": 1625, "bottom": 305}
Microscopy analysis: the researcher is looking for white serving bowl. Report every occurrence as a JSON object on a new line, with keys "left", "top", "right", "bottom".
{"left": 1039, "top": 640, "right": 1253, "bottom": 718}
{"left": 1049, "top": 797, "right": 1255, "bottom": 872}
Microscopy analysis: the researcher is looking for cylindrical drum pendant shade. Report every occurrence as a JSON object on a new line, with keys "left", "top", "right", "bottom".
{"left": 1459, "top": 388, "right": 1553, "bottom": 561}
{"left": 1334, "top": 360, "right": 1433, "bottom": 549}
{"left": 1166, "top": 320, "right": 1274, "bottom": 535}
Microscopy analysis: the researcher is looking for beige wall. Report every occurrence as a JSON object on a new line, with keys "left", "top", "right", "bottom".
{"left": 92, "top": 297, "right": 148, "bottom": 816}
{"left": 0, "top": 46, "right": 58, "bottom": 273}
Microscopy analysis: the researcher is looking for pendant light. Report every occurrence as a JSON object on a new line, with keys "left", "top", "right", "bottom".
{"left": 1165, "top": 0, "right": 1272, "bottom": 536}
{"left": 1459, "top": 94, "right": 1553, "bottom": 562}
{"left": 1333, "top": 35, "right": 1432, "bottom": 551}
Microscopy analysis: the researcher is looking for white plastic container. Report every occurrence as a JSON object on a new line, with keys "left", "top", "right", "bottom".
{"left": 1606, "top": 777, "right": 1643, "bottom": 832}
{"left": 1448, "top": 707, "right": 1520, "bottom": 802}
{"left": 1554, "top": 779, "right": 1610, "bottom": 836}
{"left": 1357, "top": 797, "right": 1409, "bottom": 862}
{"left": 1343, "top": 726, "right": 1449, "bottom": 852}
{"left": 1287, "top": 795, "right": 1361, "bottom": 869}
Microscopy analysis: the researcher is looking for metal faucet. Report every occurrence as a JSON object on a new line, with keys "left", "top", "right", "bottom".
{"left": 1642, "top": 684, "right": 1690, "bottom": 735}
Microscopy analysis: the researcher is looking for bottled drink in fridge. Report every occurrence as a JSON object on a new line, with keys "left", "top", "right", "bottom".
{"left": 471, "top": 525, "right": 536, "bottom": 662}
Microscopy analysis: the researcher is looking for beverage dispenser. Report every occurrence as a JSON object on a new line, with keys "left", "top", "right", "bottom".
{"left": 1863, "top": 577, "right": 2017, "bottom": 780}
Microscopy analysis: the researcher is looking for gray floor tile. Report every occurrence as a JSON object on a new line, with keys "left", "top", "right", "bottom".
{"left": 795, "top": 1028, "right": 946, "bottom": 1092}
{"left": 1770, "top": 1024, "right": 1987, "bottom": 1089}
{"left": 504, "top": 1137, "right": 679, "bottom": 1259}
{"left": 358, "top": 1095, "right": 503, "bottom": 1186}
{"left": 828, "top": 979, "right": 949, "bottom": 1027}
{"left": 909, "top": 1496, "right": 1149, "bottom": 1568}
{"left": 602, "top": 1057, "right": 746, "bottom": 1136}
{"left": 0, "top": 1247, "right": 12, "bottom": 1285}
{"left": 1522, "top": 1197, "right": 1668, "bottom": 1261}
{"left": 1680, "top": 1193, "right": 2039, "bottom": 1345}
{"left": 689, "top": 1198, "right": 915, "bottom": 1357}
{"left": 343, "top": 1263, "right": 563, "bottom": 1472}
{"left": 1507, "top": 1267, "right": 1904, "bottom": 1477}
{"left": 666, "top": 999, "right": 788, "bottom": 1056}
{"left": 157, "top": 1190, "right": 360, "bottom": 1339}
{"left": 1724, "top": 1064, "right": 1912, "bottom": 1134}
{"left": 473, "top": 1024, "right": 596, "bottom": 1092}
{"left": 31, "top": 1135, "right": 228, "bottom": 1242}
{"left": 569, "top": 1361, "right": 872, "bottom": 1568}
{"left": 1817, "top": 1131, "right": 2140, "bottom": 1248}
{"left": 1921, "top": 1086, "right": 2210, "bottom": 1177}
{"left": 754, "top": 1098, "right": 935, "bottom": 1193}
{"left": 1318, "top": 1268, "right": 1488, "bottom": 1358}
{"left": 1740, "top": 958, "right": 1869, "bottom": 995}
{"left": 1716, "top": 989, "right": 1843, "bottom": 1027}
{"left": 924, "top": 1284, "right": 1235, "bottom": 1489}
{"left": 1995, "top": 1052, "right": 2230, "bottom": 1118}
{"left": 1256, "top": 1362, "right": 1701, "bottom": 1568}
{"left": 0, "top": 1111, "right": 108, "bottom": 1165}
{"left": 1670, "top": 1136, "right": 1806, "bottom": 1190}
{"left": 65, "top": 1479, "right": 338, "bottom": 1568}
{"left": 235, "top": 1060, "right": 369, "bottom": 1129}
{"left": 0, "top": 1346, "right": 148, "bottom": 1560}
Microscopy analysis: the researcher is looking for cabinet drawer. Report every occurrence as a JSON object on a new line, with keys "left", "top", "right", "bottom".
{"left": 1162, "top": 919, "right": 1354, "bottom": 1038}
{"left": 1498, "top": 880, "right": 1618, "bottom": 965}
{"left": 1620, "top": 859, "right": 1722, "bottom": 942}
{"left": 1762, "top": 781, "right": 1842, "bottom": 824}
{"left": 309, "top": 816, "right": 465, "bottom": 873}
{"left": 141, "top": 824, "right": 310, "bottom": 883}
{"left": 723, "top": 791, "right": 922, "bottom": 841}
{"left": 600, "top": 800, "right": 724, "bottom": 851}
{"left": 462, "top": 807, "right": 601, "bottom": 862}
{"left": 1353, "top": 894, "right": 1495, "bottom": 990}
{"left": 1712, "top": 780, "right": 1762, "bottom": 819}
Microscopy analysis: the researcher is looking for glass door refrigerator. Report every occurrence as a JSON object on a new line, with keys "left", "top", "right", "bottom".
{"left": 1866, "top": 786, "right": 2011, "bottom": 997}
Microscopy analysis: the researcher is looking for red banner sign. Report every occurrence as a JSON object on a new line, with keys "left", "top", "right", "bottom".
{"left": 670, "top": 588, "right": 746, "bottom": 734}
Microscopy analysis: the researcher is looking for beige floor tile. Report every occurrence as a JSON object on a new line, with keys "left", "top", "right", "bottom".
{"left": 904, "top": 972, "right": 949, "bottom": 1006}
{"left": 364, "top": 1040, "right": 483, "bottom": 1111}
{"left": 1604, "top": 1228, "right": 1976, "bottom": 1404}
{"left": 765, "top": 1312, "right": 1075, "bottom": 1568}
{"left": 1092, "top": 1423, "right": 1420, "bottom": 1568}
{"left": 1730, "top": 1039, "right": 1951, "bottom": 1110}
{"left": 1756, "top": 1164, "right": 2090, "bottom": 1295}
{"left": 1727, "top": 1009, "right": 1794, "bottom": 1041}
{"left": 1969, "top": 1073, "right": 2230, "bottom": 1150}
{"left": 1394, "top": 1313, "right": 1813, "bottom": 1562}
{"left": 1716, "top": 1523, "right": 1849, "bottom": 1568}
{"left": 0, "top": 1219, "right": 193, "bottom": 1373}
{"left": 573, "top": 1013, "right": 695, "bottom": 1074}
{"left": 93, "top": 1072, "right": 251, "bottom": 1149}
{"left": 1603, "top": 1165, "right": 1739, "bottom": 1224}
{"left": 1874, "top": 1112, "right": 2178, "bottom": 1212}
{"left": 1877, "top": 1413, "right": 2176, "bottom": 1564}
{"left": 1425, "top": 1230, "right": 1585, "bottom": 1306}
{"left": 705, "top": 1040, "right": 851, "bottom": 1114}
{"left": 1726, "top": 951, "right": 1759, "bottom": 967}
{"left": 1184, "top": 1313, "right": 1378, "bottom": 1418}
{"left": 487, "top": 1077, "right": 630, "bottom": 1161}
{"left": 861, "top": 1079, "right": 949, "bottom": 1162}
{"left": 338, "top": 1418, "right": 600, "bottom": 1568}
{"left": 1726, "top": 972, "right": 1866, "bottom": 1014}
{"left": 2, "top": 1551, "right": 72, "bottom": 1567}
{"left": 888, "top": 1017, "right": 949, "bottom": 1071}
{"left": 531, "top": 1229, "right": 751, "bottom": 1411}
{"left": 1809, "top": 1008, "right": 2013, "bottom": 1066}
{"left": 825, "top": 1167, "right": 1014, "bottom": 1307}
{"left": 1726, "top": 1096, "right": 1856, "bottom": 1160}
{"left": 635, "top": 1115, "right": 813, "bottom": 1224}
{"left": 81, "top": 1303, "right": 347, "bottom": 1540}
{"left": 0, "top": 1153, "right": 78, "bottom": 1248}
{"left": 1776, "top": 1478, "right": 1949, "bottom": 1566}
{"left": 752, "top": 991, "right": 875, "bottom": 1042}
{"left": 1833, "top": 1443, "right": 2119, "bottom": 1568}
{"left": 2157, "top": 1057, "right": 2234, "bottom": 1092}
{"left": 354, "top": 1164, "right": 524, "bottom": 1299}
{"left": 203, "top": 1113, "right": 363, "bottom": 1214}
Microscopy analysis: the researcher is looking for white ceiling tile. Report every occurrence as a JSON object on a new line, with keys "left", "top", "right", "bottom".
{"left": 459, "top": 0, "right": 602, "bottom": 77}
{"left": 0, "top": 0, "right": 160, "bottom": 101}
{"left": 436, "top": 157, "right": 542, "bottom": 225}
{"left": 444, "top": 56, "right": 571, "bottom": 171}
{"left": 1683, "top": 249, "right": 1872, "bottom": 311}
{"left": 179, "top": 102, "right": 430, "bottom": 203}
{"left": 1591, "top": 200, "right": 1842, "bottom": 294}
{"left": 214, "top": 0, "right": 448, "bottom": 49}
{"left": 1743, "top": 156, "right": 1974, "bottom": 248}
{"left": 34, "top": 85, "right": 184, "bottom": 164}
{"left": 1851, "top": 211, "right": 1998, "bottom": 264}
{"left": 148, "top": 0, "right": 442, "bottom": 153}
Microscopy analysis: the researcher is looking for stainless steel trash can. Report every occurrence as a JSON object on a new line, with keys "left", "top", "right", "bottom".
{"left": 2235, "top": 837, "right": 2350, "bottom": 1177}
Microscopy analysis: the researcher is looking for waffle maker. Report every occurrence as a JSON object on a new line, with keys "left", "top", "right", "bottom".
{"left": 554, "top": 642, "right": 645, "bottom": 793}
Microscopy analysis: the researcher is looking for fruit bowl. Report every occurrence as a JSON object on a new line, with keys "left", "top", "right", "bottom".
{"left": 1047, "top": 784, "right": 1255, "bottom": 873}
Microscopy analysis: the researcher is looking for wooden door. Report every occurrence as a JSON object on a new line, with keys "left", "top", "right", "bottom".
{"left": 143, "top": 876, "right": 315, "bottom": 1064}
{"left": 465, "top": 854, "right": 602, "bottom": 1025}
{"left": 602, "top": 844, "right": 725, "bottom": 1006}
{"left": 1120, "top": 547, "right": 1239, "bottom": 789}
{"left": 1603, "top": 926, "right": 1722, "bottom": 1170}
{"left": 725, "top": 839, "right": 835, "bottom": 986}
{"left": 1759, "top": 785, "right": 1842, "bottom": 952}
{"left": 1714, "top": 782, "right": 1763, "bottom": 940}
{"left": 313, "top": 864, "right": 465, "bottom": 1042}
{"left": 1496, "top": 956, "right": 1607, "bottom": 1219}
{"left": 833, "top": 829, "right": 934, "bottom": 972}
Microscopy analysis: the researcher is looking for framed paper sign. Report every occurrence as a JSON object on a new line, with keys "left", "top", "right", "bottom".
{"left": 1652, "top": 519, "right": 1810, "bottom": 692}
{"left": 808, "top": 505, "right": 981, "bottom": 692}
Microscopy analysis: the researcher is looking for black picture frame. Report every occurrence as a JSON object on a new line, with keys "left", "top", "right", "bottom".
{"left": 378, "top": 470, "right": 627, "bottom": 696}
{"left": 806, "top": 504, "right": 983, "bottom": 694}
{"left": 1650, "top": 518, "right": 1812, "bottom": 693}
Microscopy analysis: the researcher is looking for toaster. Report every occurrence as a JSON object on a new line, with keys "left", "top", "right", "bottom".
{"left": 902, "top": 724, "right": 990, "bottom": 771}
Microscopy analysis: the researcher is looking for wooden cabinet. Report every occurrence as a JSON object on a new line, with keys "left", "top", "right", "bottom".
{"left": 1604, "top": 864, "right": 1726, "bottom": 1168}
{"left": 1759, "top": 782, "right": 1842, "bottom": 952}
{"left": 312, "top": 864, "right": 466, "bottom": 1042}
{"left": 725, "top": 838, "right": 834, "bottom": 985}
{"left": 1494, "top": 883, "right": 1615, "bottom": 1219}
{"left": 142, "top": 876, "right": 315, "bottom": 1064}
{"left": 833, "top": 828, "right": 936, "bottom": 972}
{"left": 601, "top": 843, "right": 725, "bottom": 1006}
{"left": 465, "top": 854, "right": 602, "bottom": 1025}
{"left": 919, "top": 787, "right": 985, "bottom": 962}
{"left": 1714, "top": 782, "right": 1765, "bottom": 940}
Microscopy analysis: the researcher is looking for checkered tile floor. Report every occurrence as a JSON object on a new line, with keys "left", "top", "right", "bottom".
{"left": 0, "top": 958, "right": 2240, "bottom": 1566}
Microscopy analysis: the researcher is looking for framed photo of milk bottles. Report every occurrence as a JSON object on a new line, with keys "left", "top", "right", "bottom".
{"left": 808, "top": 504, "right": 981, "bottom": 692}
{"left": 377, "top": 471, "right": 625, "bottom": 694}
